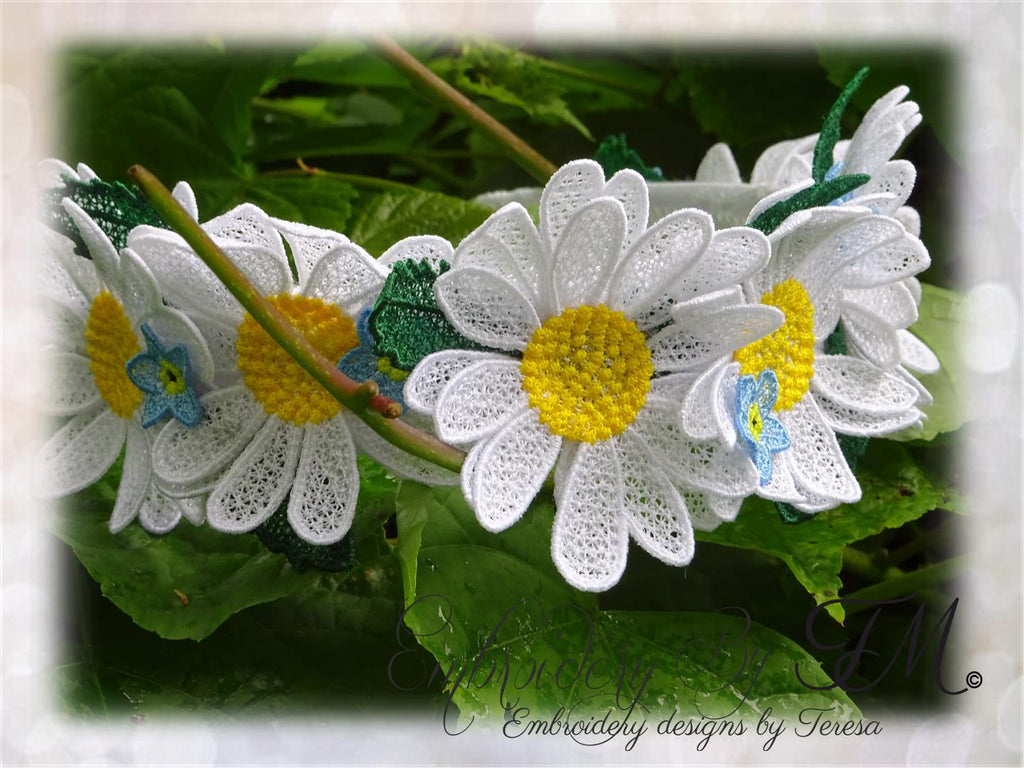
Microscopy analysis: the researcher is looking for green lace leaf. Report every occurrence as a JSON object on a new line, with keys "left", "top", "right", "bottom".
{"left": 368, "top": 259, "right": 492, "bottom": 372}
{"left": 812, "top": 66, "right": 870, "bottom": 183}
{"left": 748, "top": 172, "right": 870, "bottom": 234}
{"left": 593, "top": 133, "right": 665, "bottom": 180}
{"left": 44, "top": 177, "right": 170, "bottom": 258}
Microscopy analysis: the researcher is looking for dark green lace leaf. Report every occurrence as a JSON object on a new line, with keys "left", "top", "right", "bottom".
{"left": 749, "top": 172, "right": 870, "bottom": 235}
{"left": 255, "top": 505, "right": 357, "bottom": 573}
{"left": 593, "top": 133, "right": 665, "bottom": 180}
{"left": 368, "top": 259, "right": 492, "bottom": 372}
{"left": 44, "top": 177, "right": 170, "bottom": 258}
{"left": 812, "top": 66, "right": 870, "bottom": 183}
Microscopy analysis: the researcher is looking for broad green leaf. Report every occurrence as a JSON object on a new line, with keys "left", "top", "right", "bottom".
{"left": 398, "top": 485, "right": 857, "bottom": 725}
{"left": 892, "top": 284, "right": 965, "bottom": 441}
{"left": 368, "top": 259, "right": 491, "bottom": 372}
{"left": 53, "top": 457, "right": 401, "bottom": 641}
{"left": 289, "top": 42, "right": 412, "bottom": 88}
{"left": 698, "top": 441, "right": 960, "bottom": 623}
{"left": 347, "top": 188, "right": 493, "bottom": 257}
{"left": 253, "top": 93, "right": 402, "bottom": 128}
{"left": 241, "top": 174, "right": 358, "bottom": 235}
{"left": 432, "top": 41, "right": 594, "bottom": 140}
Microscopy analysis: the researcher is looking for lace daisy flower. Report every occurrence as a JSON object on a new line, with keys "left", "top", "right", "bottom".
{"left": 681, "top": 205, "right": 928, "bottom": 512}
{"left": 37, "top": 173, "right": 214, "bottom": 534}
{"left": 406, "top": 160, "right": 781, "bottom": 590}
{"left": 129, "top": 206, "right": 456, "bottom": 545}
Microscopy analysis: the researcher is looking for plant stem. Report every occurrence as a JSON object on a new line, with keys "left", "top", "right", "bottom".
{"left": 370, "top": 34, "right": 558, "bottom": 184}
{"left": 839, "top": 556, "right": 964, "bottom": 617}
{"left": 128, "top": 165, "right": 466, "bottom": 474}
{"left": 262, "top": 164, "right": 412, "bottom": 192}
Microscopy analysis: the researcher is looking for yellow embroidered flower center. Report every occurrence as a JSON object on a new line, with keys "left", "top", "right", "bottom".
{"left": 520, "top": 305, "right": 652, "bottom": 443}
{"left": 85, "top": 292, "right": 142, "bottom": 419}
{"left": 733, "top": 278, "right": 815, "bottom": 411}
{"left": 236, "top": 294, "right": 359, "bottom": 426}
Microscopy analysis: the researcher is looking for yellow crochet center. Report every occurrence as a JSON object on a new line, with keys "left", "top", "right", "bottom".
{"left": 159, "top": 359, "right": 187, "bottom": 396}
{"left": 84, "top": 292, "right": 143, "bottom": 419}
{"left": 733, "top": 278, "right": 815, "bottom": 411}
{"left": 747, "top": 402, "right": 764, "bottom": 441}
{"left": 236, "top": 294, "right": 359, "bottom": 426}
{"left": 520, "top": 305, "right": 653, "bottom": 443}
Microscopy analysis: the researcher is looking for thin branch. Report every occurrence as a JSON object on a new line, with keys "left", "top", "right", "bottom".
{"left": 370, "top": 34, "right": 558, "bottom": 184}
{"left": 128, "top": 165, "right": 466, "bottom": 475}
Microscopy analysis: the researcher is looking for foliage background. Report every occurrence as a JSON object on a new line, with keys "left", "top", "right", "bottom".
{"left": 53, "top": 39, "right": 965, "bottom": 723}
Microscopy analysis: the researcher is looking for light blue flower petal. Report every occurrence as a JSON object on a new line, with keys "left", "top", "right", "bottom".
{"left": 141, "top": 391, "right": 172, "bottom": 428}
{"left": 125, "top": 353, "right": 164, "bottom": 394}
{"left": 165, "top": 344, "right": 192, "bottom": 376}
{"left": 760, "top": 416, "right": 791, "bottom": 453}
{"left": 753, "top": 445, "right": 775, "bottom": 485}
{"left": 756, "top": 369, "right": 780, "bottom": 412}
{"left": 169, "top": 389, "right": 203, "bottom": 428}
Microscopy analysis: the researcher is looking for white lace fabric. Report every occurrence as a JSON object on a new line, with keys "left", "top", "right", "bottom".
{"left": 37, "top": 161, "right": 212, "bottom": 533}
{"left": 408, "top": 159, "right": 781, "bottom": 591}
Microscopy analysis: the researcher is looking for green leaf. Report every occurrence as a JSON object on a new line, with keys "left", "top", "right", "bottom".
{"left": 891, "top": 284, "right": 965, "bottom": 441}
{"left": 43, "top": 177, "right": 171, "bottom": 258}
{"left": 593, "top": 134, "right": 665, "bottom": 180}
{"left": 748, "top": 173, "right": 871, "bottom": 234}
{"left": 698, "top": 441, "right": 960, "bottom": 623}
{"left": 53, "top": 457, "right": 402, "bottom": 641}
{"left": 368, "top": 259, "right": 492, "bottom": 372}
{"left": 241, "top": 175, "right": 358, "bottom": 234}
{"left": 812, "top": 66, "right": 869, "bottom": 183}
{"left": 432, "top": 41, "right": 594, "bottom": 140}
{"left": 398, "top": 484, "right": 857, "bottom": 724}
{"left": 347, "top": 187, "right": 493, "bottom": 257}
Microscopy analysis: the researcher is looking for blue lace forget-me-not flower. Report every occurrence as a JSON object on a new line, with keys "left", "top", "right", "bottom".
{"left": 734, "top": 369, "right": 791, "bottom": 485}
{"left": 125, "top": 324, "right": 203, "bottom": 428}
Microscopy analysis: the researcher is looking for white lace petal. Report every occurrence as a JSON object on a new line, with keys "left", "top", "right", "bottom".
{"left": 795, "top": 215, "right": 907, "bottom": 301}
{"left": 684, "top": 490, "right": 743, "bottom": 532}
{"left": 202, "top": 203, "right": 287, "bottom": 260}
{"left": 604, "top": 168, "right": 649, "bottom": 247}
{"left": 270, "top": 218, "right": 351, "bottom": 286}
{"left": 151, "top": 387, "right": 265, "bottom": 492}
{"left": 551, "top": 440, "right": 628, "bottom": 592}
{"left": 435, "top": 359, "right": 528, "bottom": 443}
{"left": 811, "top": 355, "right": 920, "bottom": 415}
{"left": 855, "top": 159, "right": 916, "bottom": 210}
{"left": 840, "top": 231, "right": 929, "bottom": 290}
{"left": 842, "top": 304, "right": 903, "bottom": 369}
{"left": 183, "top": 314, "right": 239, "bottom": 385}
{"left": 755, "top": 451, "right": 807, "bottom": 505}
{"left": 649, "top": 371, "right": 698, "bottom": 401}
{"left": 378, "top": 235, "right": 454, "bottom": 271}
{"left": 783, "top": 398, "right": 861, "bottom": 505}
{"left": 634, "top": 396, "right": 754, "bottom": 496}
{"left": 675, "top": 227, "right": 771, "bottom": 301}
{"left": 62, "top": 199, "right": 121, "bottom": 292}
{"left": 171, "top": 181, "right": 199, "bottom": 221}
{"left": 131, "top": 231, "right": 290, "bottom": 324}
{"left": 41, "top": 233, "right": 95, "bottom": 312}
{"left": 696, "top": 143, "right": 742, "bottom": 184}
{"left": 38, "top": 406, "right": 126, "bottom": 497}
{"left": 44, "top": 352, "right": 100, "bottom": 416}
{"left": 540, "top": 159, "right": 605, "bottom": 253}
{"left": 287, "top": 417, "right": 359, "bottom": 545}
{"left": 750, "top": 134, "right": 817, "bottom": 186}
{"left": 455, "top": 203, "right": 546, "bottom": 307}
{"left": 207, "top": 418, "right": 302, "bottom": 534}
{"left": 345, "top": 414, "right": 460, "bottom": 487}
{"left": 117, "top": 248, "right": 161, "bottom": 323}
{"left": 404, "top": 350, "right": 508, "bottom": 415}
{"left": 137, "top": 484, "right": 184, "bottom": 535}
{"left": 898, "top": 330, "right": 940, "bottom": 374}
{"left": 471, "top": 410, "right": 561, "bottom": 533}
{"left": 109, "top": 425, "right": 152, "bottom": 533}
{"left": 434, "top": 267, "right": 539, "bottom": 351}
{"left": 816, "top": 396, "right": 923, "bottom": 436}
{"left": 302, "top": 243, "right": 386, "bottom": 312}
{"left": 552, "top": 197, "right": 627, "bottom": 309}
{"left": 618, "top": 432, "right": 694, "bottom": 566}
{"left": 842, "top": 282, "right": 917, "bottom": 330}
{"left": 608, "top": 209, "right": 713, "bottom": 317}
{"left": 175, "top": 495, "right": 207, "bottom": 526}
{"left": 680, "top": 361, "right": 738, "bottom": 446}
{"left": 649, "top": 305, "right": 783, "bottom": 372}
